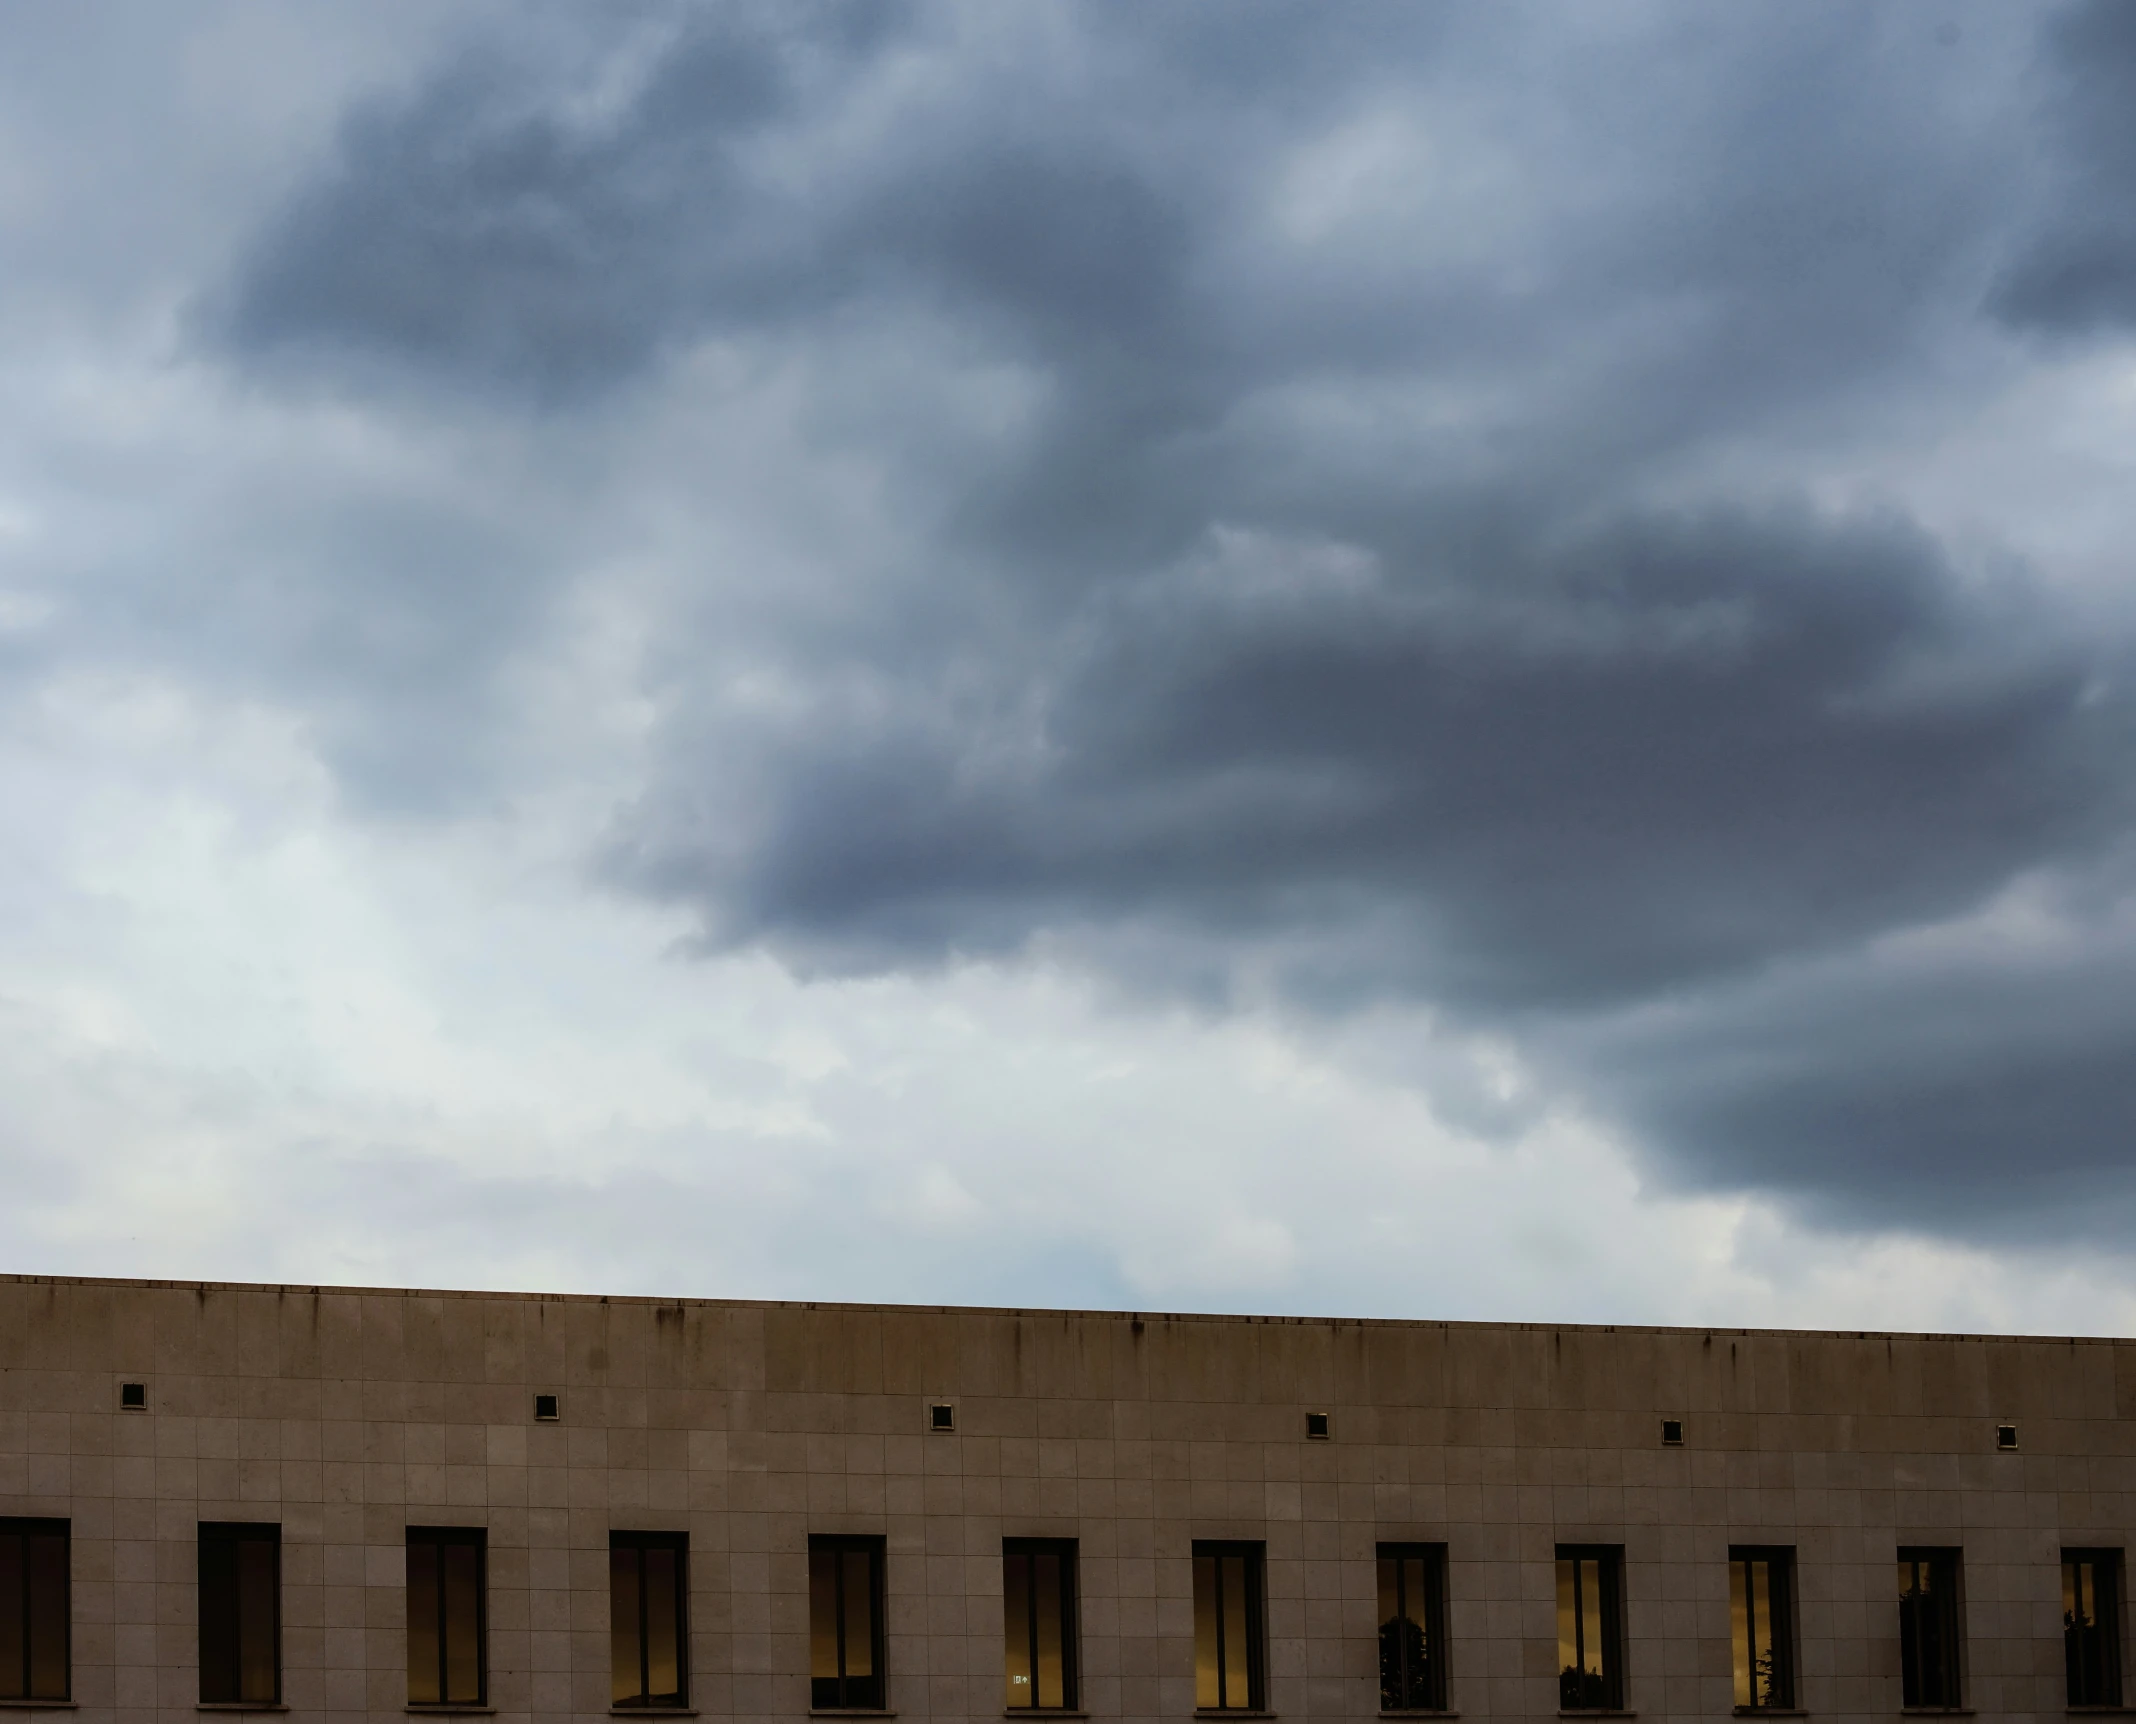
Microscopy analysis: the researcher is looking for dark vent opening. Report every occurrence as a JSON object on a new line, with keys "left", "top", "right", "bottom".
{"left": 1305, "top": 1411, "right": 1331, "bottom": 1439}
{"left": 534, "top": 1393, "right": 560, "bottom": 1421}
{"left": 929, "top": 1403, "right": 955, "bottom": 1431}
{"left": 120, "top": 1382, "right": 146, "bottom": 1409}
{"left": 1661, "top": 1419, "right": 1683, "bottom": 1445}
{"left": 1996, "top": 1423, "right": 2018, "bottom": 1450}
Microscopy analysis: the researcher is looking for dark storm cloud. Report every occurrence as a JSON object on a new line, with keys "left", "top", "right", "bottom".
{"left": 208, "top": 2, "right": 2136, "bottom": 1233}
{"left": 619, "top": 503, "right": 2130, "bottom": 1018}
{"left": 1991, "top": 0, "right": 2136, "bottom": 332}
{"left": 1580, "top": 866, "right": 2136, "bottom": 1229}
{"left": 219, "top": 21, "right": 810, "bottom": 401}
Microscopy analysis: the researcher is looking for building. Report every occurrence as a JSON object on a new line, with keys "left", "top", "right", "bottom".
{"left": 1, "top": 1274, "right": 2132, "bottom": 1723}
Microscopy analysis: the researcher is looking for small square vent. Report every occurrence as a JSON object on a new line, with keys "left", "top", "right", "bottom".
{"left": 120, "top": 1382, "right": 147, "bottom": 1410}
{"left": 1996, "top": 1423, "right": 2018, "bottom": 1451}
{"left": 534, "top": 1393, "right": 560, "bottom": 1421}
{"left": 1661, "top": 1419, "right": 1684, "bottom": 1446}
{"left": 1305, "top": 1411, "right": 1331, "bottom": 1439}
{"left": 929, "top": 1403, "right": 956, "bottom": 1432}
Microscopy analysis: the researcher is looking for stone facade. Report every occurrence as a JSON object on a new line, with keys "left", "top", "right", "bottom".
{"left": 2, "top": 1274, "right": 2133, "bottom": 1723}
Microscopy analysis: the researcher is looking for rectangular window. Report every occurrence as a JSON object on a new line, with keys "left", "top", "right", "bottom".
{"left": 1555, "top": 1546, "right": 1624, "bottom": 1712}
{"left": 809, "top": 1535, "right": 885, "bottom": 1711}
{"left": 611, "top": 1532, "right": 688, "bottom": 1709}
{"left": 1002, "top": 1539, "right": 1077, "bottom": 1711}
{"left": 1897, "top": 1548, "right": 1963, "bottom": 1710}
{"left": 407, "top": 1527, "right": 487, "bottom": 1707}
{"left": 1191, "top": 1541, "right": 1265, "bottom": 1713}
{"left": 2066, "top": 1550, "right": 2123, "bottom": 1708}
{"left": 199, "top": 1523, "right": 279, "bottom": 1705}
{"left": 1728, "top": 1546, "right": 1795, "bottom": 1712}
{"left": 1376, "top": 1543, "right": 1448, "bottom": 1712}
{"left": 0, "top": 1519, "right": 69, "bottom": 1703}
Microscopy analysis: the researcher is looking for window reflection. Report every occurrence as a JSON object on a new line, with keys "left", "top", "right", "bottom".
{"left": 1191, "top": 1542, "right": 1264, "bottom": 1712}
{"left": 0, "top": 1520, "right": 69, "bottom": 1703}
{"left": 1898, "top": 1549, "right": 1962, "bottom": 1710}
{"left": 1376, "top": 1544, "right": 1447, "bottom": 1712}
{"left": 1554, "top": 1547, "right": 1622, "bottom": 1712}
{"left": 198, "top": 1522, "right": 280, "bottom": 1706}
{"left": 1728, "top": 1548, "right": 1794, "bottom": 1711}
{"left": 1003, "top": 1540, "right": 1077, "bottom": 1710}
{"left": 611, "top": 1532, "right": 689, "bottom": 1708}
{"left": 406, "top": 1527, "right": 486, "bottom": 1707}
{"left": 809, "top": 1535, "right": 885, "bottom": 1710}
{"left": 2065, "top": 1550, "right": 2123, "bottom": 1708}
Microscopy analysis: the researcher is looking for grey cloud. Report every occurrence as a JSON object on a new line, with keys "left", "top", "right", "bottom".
{"left": 216, "top": 3, "right": 2006, "bottom": 434}
{"left": 214, "top": 2, "right": 1222, "bottom": 407}
{"left": 1990, "top": 0, "right": 2136, "bottom": 332}
{"left": 616, "top": 503, "right": 2131, "bottom": 1014}
{"left": 216, "top": 13, "right": 832, "bottom": 400}
{"left": 1577, "top": 864, "right": 2136, "bottom": 1230}
{"left": 190, "top": 2, "right": 2136, "bottom": 1233}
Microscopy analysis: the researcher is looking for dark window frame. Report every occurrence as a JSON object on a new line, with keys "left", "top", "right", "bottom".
{"left": 1728, "top": 1545, "right": 1796, "bottom": 1712}
{"left": 406, "top": 1525, "right": 488, "bottom": 1708}
{"left": 1555, "top": 1544, "right": 1625, "bottom": 1713}
{"left": 1002, "top": 1538, "right": 1078, "bottom": 1712}
{"left": 1191, "top": 1539, "right": 1267, "bottom": 1713}
{"left": 198, "top": 1522, "right": 281, "bottom": 1706}
{"left": 610, "top": 1531, "right": 689, "bottom": 1709}
{"left": 1376, "top": 1542, "right": 1448, "bottom": 1713}
{"left": 0, "top": 1517, "right": 70, "bottom": 1703}
{"left": 1898, "top": 1547, "right": 1964, "bottom": 1711}
{"left": 2065, "top": 1548, "right": 2124, "bottom": 1709}
{"left": 808, "top": 1534, "right": 887, "bottom": 1712}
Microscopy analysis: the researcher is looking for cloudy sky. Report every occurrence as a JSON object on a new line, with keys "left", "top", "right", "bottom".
{"left": 4, "top": 1, "right": 2136, "bottom": 1333}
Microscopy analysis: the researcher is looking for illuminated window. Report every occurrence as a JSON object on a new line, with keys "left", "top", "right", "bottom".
{"left": 1376, "top": 1543, "right": 1447, "bottom": 1712}
{"left": 611, "top": 1532, "right": 688, "bottom": 1709}
{"left": 0, "top": 1519, "right": 69, "bottom": 1703}
{"left": 199, "top": 1523, "right": 279, "bottom": 1705}
{"left": 1192, "top": 1542, "right": 1265, "bottom": 1712}
{"left": 407, "top": 1527, "right": 486, "bottom": 1707}
{"left": 2065, "top": 1550, "right": 2123, "bottom": 1708}
{"left": 1002, "top": 1539, "right": 1077, "bottom": 1711}
{"left": 1897, "top": 1548, "right": 1962, "bottom": 1710}
{"left": 1554, "top": 1546, "right": 1623, "bottom": 1712}
{"left": 1728, "top": 1547, "right": 1794, "bottom": 1711}
{"left": 809, "top": 1535, "right": 885, "bottom": 1711}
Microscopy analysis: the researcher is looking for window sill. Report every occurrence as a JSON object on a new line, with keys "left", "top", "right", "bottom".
{"left": 1195, "top": 1713, "right": 1278, "bottom": 1720}
{"left": 1381, "top": 1713, "right": 1460, "bottom": 1719}
{"left": 612, "top": 1712, "right": 697, "bottom": 1718}
{"left": 1006, "top": 1713, "right": 1090, "bottom": 1718}
{"left": 1899, "top": 1713, "right": 1973, "bottom": 1718}
{"left": 1735, "top": 1712, "right": 1808, "bottom": 1718}
{"left": 405, "top": 1710, "right": 496, "bottom": 1716}
{"left": 807, "top": 1713, "right": 896, "bottom": 1719}
{"left": 0, "top": 1705, "right": 78, "bottom": 1712}
{"left": 1558, "top": 1713, "right": 1636, "bottom": 1719}
{"left": 197, "top": 1708, "right": 289, "bottom": 1714}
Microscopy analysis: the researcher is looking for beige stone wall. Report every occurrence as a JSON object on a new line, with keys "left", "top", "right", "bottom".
{"left": 3, "top": 1275, "right": 2133, "bottom": 1724}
